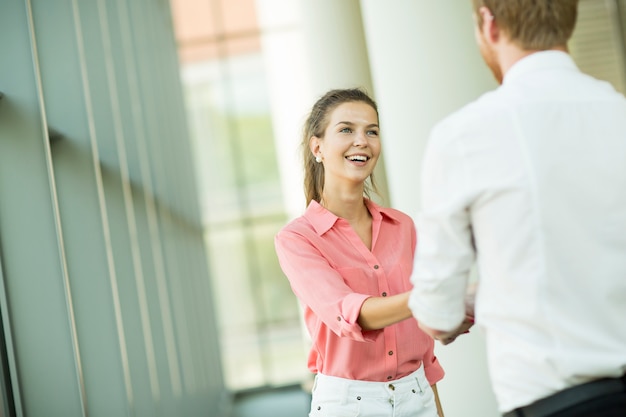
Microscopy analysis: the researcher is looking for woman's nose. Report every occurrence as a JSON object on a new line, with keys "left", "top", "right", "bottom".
{"left": 353, "top": 131, "right": 367, "bottom": 146}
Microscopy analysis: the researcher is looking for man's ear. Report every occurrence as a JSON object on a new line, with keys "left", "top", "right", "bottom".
{"left": 478, "top": 6, "right": 499, "bottom": 44}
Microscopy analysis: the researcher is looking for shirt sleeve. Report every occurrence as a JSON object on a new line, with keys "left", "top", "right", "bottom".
{"left": 409, "top": 124, "right": 477, "bottom": 332}
{"left": 275, "top": 228, "right": 376, "bottom": 342}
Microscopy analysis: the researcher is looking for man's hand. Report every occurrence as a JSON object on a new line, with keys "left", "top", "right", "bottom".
{"left": 418, "top": 315, "right": 475, "bottom": 345}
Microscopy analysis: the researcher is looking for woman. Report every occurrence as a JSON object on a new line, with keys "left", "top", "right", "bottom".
{"left": 274, "top": 88, "right": 445, "bottom": 417}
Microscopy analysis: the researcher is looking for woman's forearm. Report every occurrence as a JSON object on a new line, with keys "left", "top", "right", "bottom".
{"left": 357, "top": 291, "right": 413, "bottom": 330}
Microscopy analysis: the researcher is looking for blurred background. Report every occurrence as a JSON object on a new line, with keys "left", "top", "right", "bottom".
{"left": 0, "top": 0, "right": 624, "bottom": 416}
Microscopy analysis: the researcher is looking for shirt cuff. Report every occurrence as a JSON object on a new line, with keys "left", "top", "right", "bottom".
{"left": 409, "top": 287, "right": 465, "bottom": 332}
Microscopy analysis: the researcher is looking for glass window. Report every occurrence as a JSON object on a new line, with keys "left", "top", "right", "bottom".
{"left": 169, "top": 0, "right": 307, "bottom": 391}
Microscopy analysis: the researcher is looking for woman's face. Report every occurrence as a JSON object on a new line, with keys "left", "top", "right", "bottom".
{"left": 311, "top": 101, "right": 381, "bottom": 188}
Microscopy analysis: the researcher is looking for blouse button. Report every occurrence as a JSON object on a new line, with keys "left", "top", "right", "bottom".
{"left": 382, "top": 292, "right": 387, "bottom": 297}
{"left": 374, "top": 265, "right": 379, "bottom": 269}
{"left": 387, "top": 376, "right": 393, "bottom": 380}
{"left": 336, "top": 316, "right": 341, "bottom": 321}
{"left": 388, "top": 350, "right": 393, "bottom": 356}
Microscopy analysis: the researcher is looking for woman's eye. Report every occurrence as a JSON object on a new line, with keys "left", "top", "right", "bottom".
{"left": 340, "top": 127, "right": 352, "bottom": 133}
{"left": 367, "top": 130, "right": 379, "bottom": 136}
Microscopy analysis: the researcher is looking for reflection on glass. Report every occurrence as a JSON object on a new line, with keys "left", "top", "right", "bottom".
{"left": 170, "top": 0, "right": 307, "bottom": 391}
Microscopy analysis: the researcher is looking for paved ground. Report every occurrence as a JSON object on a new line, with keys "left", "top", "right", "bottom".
{"left": 232, "top": 385, "right": 311, "bottom": 417}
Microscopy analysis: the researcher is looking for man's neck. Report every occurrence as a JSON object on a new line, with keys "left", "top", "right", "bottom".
{"left": 499, "top": 44, "right": 568, "bottom": 81}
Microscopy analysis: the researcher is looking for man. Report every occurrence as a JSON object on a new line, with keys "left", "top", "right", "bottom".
{"left": 408, "top": 1, "right": 626, "bottom": 416}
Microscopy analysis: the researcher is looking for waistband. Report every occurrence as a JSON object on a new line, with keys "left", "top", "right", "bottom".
{"left": 313, "top": 365, "right": 429, "bottom": 399}
{"left": 503, "top": 374, "right": 626, "bottom": 417}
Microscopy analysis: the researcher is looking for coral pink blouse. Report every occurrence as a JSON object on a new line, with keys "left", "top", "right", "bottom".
{"left": 275, "top": 199, "right": 444, "bottom": 384}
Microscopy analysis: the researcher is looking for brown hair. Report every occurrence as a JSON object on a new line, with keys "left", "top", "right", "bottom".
{"left": 301, "top": 88, "right": 379, "bottom": 205}
{"left": 471, "top": 0, "right": 578, "bottom": 50}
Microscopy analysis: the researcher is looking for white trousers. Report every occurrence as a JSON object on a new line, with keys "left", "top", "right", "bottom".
{"left": 309, "top": 365, "right": 439, "bottom": 417}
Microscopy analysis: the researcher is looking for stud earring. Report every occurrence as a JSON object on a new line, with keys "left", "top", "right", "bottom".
{"left": 315, "top": 155, "right": 322, "bottom": 163}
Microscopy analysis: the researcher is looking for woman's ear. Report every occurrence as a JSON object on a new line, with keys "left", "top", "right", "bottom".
{"left": 309, "top": 136, "right": 321, "bottom": 158}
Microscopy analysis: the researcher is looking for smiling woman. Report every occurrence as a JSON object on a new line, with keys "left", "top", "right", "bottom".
{"left": 301, "top": 89, "right": 381, "bottom": 208}
{"left": 310, "top": 100, "right": 381, "bottom": 206}
{"left": 274, "top": 88, "right": 446, "bottom": 417}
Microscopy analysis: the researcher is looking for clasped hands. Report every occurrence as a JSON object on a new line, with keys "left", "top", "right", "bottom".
{"left": 437, "top": 315, "right": 475, "bottom": 345}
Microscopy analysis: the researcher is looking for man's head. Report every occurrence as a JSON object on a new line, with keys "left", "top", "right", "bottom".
{"left": 471, "top": 0, "right": 579, "bottom": 83}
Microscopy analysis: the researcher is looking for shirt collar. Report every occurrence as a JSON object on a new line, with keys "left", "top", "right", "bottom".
{"left": 304, "top": 199, "right": 401, "bottom": 236}
{"left": 503, "top": 50, "right": 579, "bottom": 86}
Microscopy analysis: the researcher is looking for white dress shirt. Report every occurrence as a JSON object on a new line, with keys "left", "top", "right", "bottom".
{"left": 408, "top": 51, "right": 626, "bottom": 413}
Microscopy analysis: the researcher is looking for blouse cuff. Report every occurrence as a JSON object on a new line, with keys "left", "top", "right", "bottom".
{"left": 424, "top": 355, "right": 445, "bottom": 385}
{"left": 337, "top": 293, "right": 378, "bottom": 342}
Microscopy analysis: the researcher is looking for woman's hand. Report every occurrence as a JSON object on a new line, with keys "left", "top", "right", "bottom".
{"left": 439, "top": 315, "right": 474, "bottom": 345}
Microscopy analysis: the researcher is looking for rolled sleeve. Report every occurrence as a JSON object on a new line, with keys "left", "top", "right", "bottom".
{"left": 338, "top": 293, "right": 378, "bottom": 341}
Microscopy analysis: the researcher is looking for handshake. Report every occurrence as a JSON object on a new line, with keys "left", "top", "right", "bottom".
{"left": 439, "top": 315, "right": 474, "bottom": 345}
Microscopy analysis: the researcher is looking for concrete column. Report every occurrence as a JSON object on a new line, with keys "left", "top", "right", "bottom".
{"left": 360, "top": 1, "right": 499, "bottom": 416}
{"left": 361, "top": 0, "right": 497, "bottom": 213}
{"left": 255, "top": 0, "right": 312, "bottom": 219}
{"left": 299, "top": 0, "right": 374, "bottom": 95}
